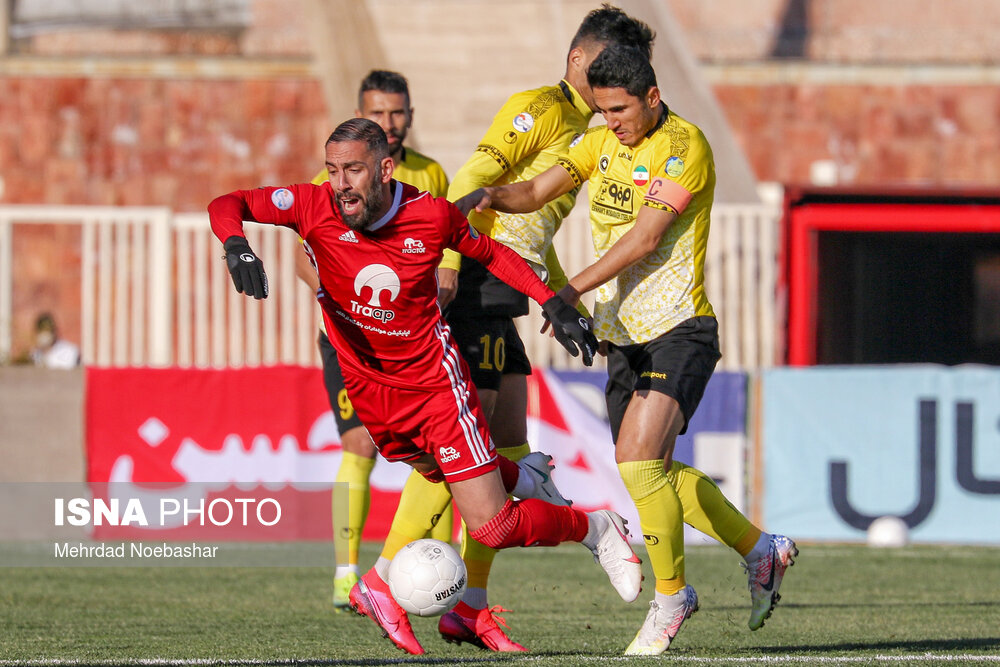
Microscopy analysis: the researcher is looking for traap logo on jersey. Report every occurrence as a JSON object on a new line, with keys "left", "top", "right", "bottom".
{"left": 352, "top": 264, "right": 400, "bottom": 323}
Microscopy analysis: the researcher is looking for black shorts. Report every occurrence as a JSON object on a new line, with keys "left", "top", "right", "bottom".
{"left": 449, "top": 255, "right": 530, "bottom": 318}
{"left": 317, "top": 330, "right": 364, "bottom": 434}
{"left": 446, "top": 314, "right": 532, "bottom": 391}
{"left": 605, "top": 316, "right": 721, "bottom": 442}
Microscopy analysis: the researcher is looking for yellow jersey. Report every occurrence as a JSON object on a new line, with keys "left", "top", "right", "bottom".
{"left": 558, "top": 105, "right": 716, "bottom": 345}
{"left": 443, "top": 80, "right": 593, "bottom": 291}
{"left": 311, "top": 146, "right": 448, "bottom": 196}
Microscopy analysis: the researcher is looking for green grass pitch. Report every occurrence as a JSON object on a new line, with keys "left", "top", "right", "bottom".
{"left": 2, "top": 543, "right": 999, "bottom": 665}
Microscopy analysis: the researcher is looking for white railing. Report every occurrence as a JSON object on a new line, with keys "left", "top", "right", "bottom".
{"left": 0, "top": 202, "right": 782, "bottom": 370}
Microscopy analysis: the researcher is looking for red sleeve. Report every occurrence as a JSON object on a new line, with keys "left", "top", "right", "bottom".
{"left": 207, "top": 185, "right": 307, "bottom": 243}
{"left": 446, "top": 203, "right": 555, "bottom": 305}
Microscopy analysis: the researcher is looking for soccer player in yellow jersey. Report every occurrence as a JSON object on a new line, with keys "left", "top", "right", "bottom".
{"left": 294, "top": 70, "right": 452, "bottom": 611}
{"left": 456, "top": 44, "right": 798, "bottom": 655}
{"left": 375, "top": 6, "right": 655, "bottom": 652}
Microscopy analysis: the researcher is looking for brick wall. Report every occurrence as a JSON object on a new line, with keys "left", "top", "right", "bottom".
{"left": 4, "top": 0, "right": 1000, "bottom": 361}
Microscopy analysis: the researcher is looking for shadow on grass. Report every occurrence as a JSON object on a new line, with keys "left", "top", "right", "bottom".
{"left": 49, "top": 658, "right": 514, "bottom": 667}
{"left": 711, "top": 599, "right": 1000, "bottom": 611}
{"left": 752, "top": 637, "right": 1000, "bottom": 654}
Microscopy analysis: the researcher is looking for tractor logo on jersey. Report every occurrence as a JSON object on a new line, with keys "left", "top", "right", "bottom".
{"left": 402, "top": 238, "right": 426, "bottom": 254}
{"left": 352, "top": 264, "right": 400, "bottom": 322}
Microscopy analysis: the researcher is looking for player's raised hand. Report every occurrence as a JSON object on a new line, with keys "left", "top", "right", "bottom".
{"left": 223, "top": 235, "right": 269, "bottom": 299}
{"left": 541, "top": 296, "right": 598, "bottom": 366}
{"left": 453, "top": 188, "right": 493, "bottom": 217}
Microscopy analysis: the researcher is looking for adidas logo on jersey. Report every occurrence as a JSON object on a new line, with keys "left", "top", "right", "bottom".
{"left": 339, "top": 230, "right": 359, "bottom": 243}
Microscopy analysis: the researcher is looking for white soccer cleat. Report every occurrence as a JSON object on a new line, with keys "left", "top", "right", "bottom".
{"left": 744, "top": 534, "right": 798, "bottom": 630}
{"left": 624, "top": 585, "right": 699, "bottom": 655}
{"left": 515, "top": 451, "right": 572, "bottom": 506}
{"left": 587, "top": 510, "right": 643, "bottom": 602}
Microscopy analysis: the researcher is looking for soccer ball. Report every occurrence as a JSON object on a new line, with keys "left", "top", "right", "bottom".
{"left": 867, "top": 515, "right": 910, "bottom": 548}
{"left": 387, "top": 538, "right": 467, "bottom": 617}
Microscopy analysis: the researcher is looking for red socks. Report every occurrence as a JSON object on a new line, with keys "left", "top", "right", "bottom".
{"left": 469, "top": 498, "right": 589, "bottom": 549}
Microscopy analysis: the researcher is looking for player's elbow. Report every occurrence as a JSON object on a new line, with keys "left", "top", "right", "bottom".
{"left": 634, "top": 231, "right": 662, "bottom": 257}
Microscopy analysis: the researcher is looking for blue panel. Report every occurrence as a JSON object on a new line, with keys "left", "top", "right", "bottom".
{"left": 762, "top": 365, "right": 1000, "bottom": 543}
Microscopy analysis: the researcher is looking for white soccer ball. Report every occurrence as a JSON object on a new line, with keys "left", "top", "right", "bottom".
{"left": 867, "top": 515, "right": 910, "bottom": 548}
{"left": 387, "top": 538, "right": 467, "bottom": 617}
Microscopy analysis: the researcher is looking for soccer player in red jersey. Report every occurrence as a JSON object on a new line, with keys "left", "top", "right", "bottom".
{"left": 208, "top": 118, "right": 643, "bottom": 655}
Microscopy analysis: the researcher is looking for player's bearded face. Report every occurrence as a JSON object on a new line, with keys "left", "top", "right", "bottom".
{"left": 334, "top": 162, "right": 386, "bottom": 231}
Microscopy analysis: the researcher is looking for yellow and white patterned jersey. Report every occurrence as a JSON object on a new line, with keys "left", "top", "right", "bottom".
{"left": 312, "top": 146, "right": 448, "bottom": 196}
{"left": 444, "top": 80, "right": 593, "bottom": 289}
{"left": 557, "top": 105, "right": 716, "bottom": 345}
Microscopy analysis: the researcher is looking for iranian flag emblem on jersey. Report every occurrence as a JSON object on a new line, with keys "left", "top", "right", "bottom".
{"left": 632, "top": 165, "right": 649, "bottom": 187}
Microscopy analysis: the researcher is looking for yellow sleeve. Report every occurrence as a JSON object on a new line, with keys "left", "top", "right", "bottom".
{"left": 427, "top": 163, "right": 450, "bottom": 199}
{"left": 447, "top": 88, "right": 564, "bottom": 201}
{"left": 439, "top": 247, "right": 462, "bottom": 272}
{"left": 644, "top": 125, "right": 714, "bottom": 215}
{"left": 310, "top": 169, "right": 327, "bottom": 186}
{"left": 556, "top": 127, "right": 602, "bottom": 187}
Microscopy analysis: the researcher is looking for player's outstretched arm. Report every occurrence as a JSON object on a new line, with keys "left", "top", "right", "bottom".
{"left": 208, "top": 191, "right": 271, "bottom": 300}
{"left": 453, "top": 165, "right": 577, "bottom": 217}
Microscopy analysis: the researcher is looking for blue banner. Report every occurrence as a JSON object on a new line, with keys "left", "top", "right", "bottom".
{"left": 762, "top": 365, "right": 1000, "bottom": 543}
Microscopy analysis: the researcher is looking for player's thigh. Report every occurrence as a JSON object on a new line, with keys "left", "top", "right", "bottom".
{"left": 615, "top": 391, "right": 686, "bottom": 463}
{"left": 608, "top": 317, "right": 721, "bottom": 462}
{"left": 447, "top": 467, "right": 510, "bottom": 532}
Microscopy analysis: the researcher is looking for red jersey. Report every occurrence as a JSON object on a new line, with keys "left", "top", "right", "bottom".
{"left": 208, "top": 180, "right": 555, "bottom": 390}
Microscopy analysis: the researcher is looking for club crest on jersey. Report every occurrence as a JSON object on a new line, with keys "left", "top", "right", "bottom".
{"left": 271, "top": 188, "right": 294, "bottom": 210}
{"left": 352, "top": 264, "right": 400, "bottom": 323}
{"left": 402, "top": 237, "right": 425, "bottom": 254}
{"left": 598, "top": 155, "right": 610, "bottom": 173}
{"left": 632, "top": 165, "right": 649, "bottom": 187}
{"left": 665, "top": 156, "right": 685, "bottom": 178}
{"left": 512, "top": 112, "right": 534, "bottom": 133}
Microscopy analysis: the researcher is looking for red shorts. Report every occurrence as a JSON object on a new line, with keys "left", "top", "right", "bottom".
{"left": 342, "top": 371, "right": 498, "bottom": 483}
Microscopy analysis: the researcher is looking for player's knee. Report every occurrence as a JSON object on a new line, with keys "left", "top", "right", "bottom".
{"left": 468, "top": 498, "right": 519, "bottom": 549}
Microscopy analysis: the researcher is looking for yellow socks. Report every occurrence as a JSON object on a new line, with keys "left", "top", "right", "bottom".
{"left": 668, "top": 460, "right": 761, "bottom": 557}
{"left": 380, "top": 468, "right": 454, "bottom": 561}
{"left": 618, "top": 459, "right": 685, "bottom": 592}
{"left": 333, "top": 452, "right": 376, "bottom": 567}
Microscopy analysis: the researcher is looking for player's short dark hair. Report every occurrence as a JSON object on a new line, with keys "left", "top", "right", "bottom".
{"left": 569, "top": 3, "right": 655, "bottom": 61}
{"left": 587, "top": 43, "right": 658, "bottom": 99}
{"left": 357, "top": 69, "right": 410, "bottom": 109}
{"left": 326, "top": 118, "right": 390, "bottom": 161}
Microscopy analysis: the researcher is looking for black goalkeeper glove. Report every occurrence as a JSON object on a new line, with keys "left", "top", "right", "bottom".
{"left": 541, "top": 296, "right": 598, "bottom": 366}
{"left": 224, "top": 235, "right": 268, "bottom": 299}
